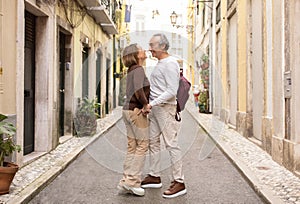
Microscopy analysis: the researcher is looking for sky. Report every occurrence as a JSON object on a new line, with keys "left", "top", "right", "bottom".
{"left": 129, "top": 0, "right": 188, "bottom": 31}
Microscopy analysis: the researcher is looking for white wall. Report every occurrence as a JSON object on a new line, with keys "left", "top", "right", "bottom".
{"left": 251, "top": 0, "right": 263, "bottom": 140}
{"left": 227, "top": 13, "right": 238, "bottom": 127}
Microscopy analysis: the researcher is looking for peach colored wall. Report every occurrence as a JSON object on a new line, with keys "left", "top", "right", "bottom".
{"left": 0, "top": 0, "right": 17, "bottom": 114}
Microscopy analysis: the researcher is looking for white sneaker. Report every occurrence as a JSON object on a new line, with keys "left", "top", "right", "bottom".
{"left": 123, "top": 184, "right": 145, "bottom": 196}
{"left": 117, "top": 184, "right": 131, "bottom": 194}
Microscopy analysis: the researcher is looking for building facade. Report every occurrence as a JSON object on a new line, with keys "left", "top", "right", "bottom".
{"left": 193, "top": 0, "right": 300, "bottom": 176}
{"left": 0, "top": 0, "right": 122, "bottom": 166}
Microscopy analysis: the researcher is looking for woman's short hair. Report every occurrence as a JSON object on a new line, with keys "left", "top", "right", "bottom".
{"left": 122, "top": 43, "right": 139, "bottom": 67}
{"left": 153, "top": 33, "right": 170, "bottom": 51}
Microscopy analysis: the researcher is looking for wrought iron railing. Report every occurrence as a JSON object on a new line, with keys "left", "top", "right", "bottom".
{"left": 100, "top": 0, "right": 117, "bottom": 23}
{"left": 227, "top": 0, "right": 235, "bottom": 10}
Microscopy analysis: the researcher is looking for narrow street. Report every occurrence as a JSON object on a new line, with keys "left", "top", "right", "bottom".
{"left": 29, "top": 111, "right": 264, "bottom": 204}
{"left": 1, "top": 1, "right": 300, "bottom": 204}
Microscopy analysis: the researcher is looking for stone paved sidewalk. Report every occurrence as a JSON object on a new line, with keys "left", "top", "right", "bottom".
{"left": 0, "top": 107, "right": 123, "bottom": 204}
{"left": 186, "top": 100, "right": 300, "bottom": 204}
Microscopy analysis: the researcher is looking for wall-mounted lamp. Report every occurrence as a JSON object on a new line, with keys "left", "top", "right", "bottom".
{"left": 170, "top": 11, "right": 178, "bottom": 26}
{"left": 170, "top": 11, "right": 194, "bottom": 33}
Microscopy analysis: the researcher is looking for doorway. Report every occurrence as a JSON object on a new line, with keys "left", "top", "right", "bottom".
{"left": 59, "top": 32, "right": 66, "bottom": 136}
{"left": 24, "top": 11, "right": 36, "bottom": 155}
{"left": 96, "top": 50, "right": 102, "bottom": 116}
{"left": 82, "top": 47, "right": 89, "bottom": 99}
{"left": 105, "top": 59, "right": 110, "bottom": 114}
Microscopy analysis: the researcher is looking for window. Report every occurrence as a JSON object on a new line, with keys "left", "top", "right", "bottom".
{"left": 178, "top": 34, "right": 181, "bottom": 45}
{"left": 216, "top": 2, "right": 221, "bottom": 24}
{"left": 177, "top": 48, "right": 183, "bottom": 57}
{"left": 202, "top": 7, "right": 206, "bottom": 30}
{"left": 136, "top": 15, "right": 145, "bottom": 36}
{"left": 172, "top": 33, "right": 177, "bottom": 45}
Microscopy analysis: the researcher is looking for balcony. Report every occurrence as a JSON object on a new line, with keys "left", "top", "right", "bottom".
{"left": 81, "top": 0, "right": 118, "bottom": 35}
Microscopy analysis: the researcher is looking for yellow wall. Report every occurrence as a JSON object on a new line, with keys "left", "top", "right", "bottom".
{"left": 187, "top": 0, "right": 195, "bottom": 84}
{"left": 116, "top": 1, "right": 127, "bottom": 74}
{"left": 56, "top": 2, "right": 110, "bottom": 98}
{"left": 221, "top": 0, "right": 227, "bottom": 108}
{"left": 0, "top": 0, "right": 17, "bottom": 114}
{"left": 237, "top": 0, "right": 247, "bottom": 112}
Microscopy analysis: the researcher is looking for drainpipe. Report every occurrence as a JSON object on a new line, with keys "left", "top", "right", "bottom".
{"left": 193, "top": 0, "right": 199, "bottom": 87}
{"left": 209, "top": 0, "right": 216, "bottom": 113}
{"left": 113, "top": 35, "right": 116, "bottom": 108}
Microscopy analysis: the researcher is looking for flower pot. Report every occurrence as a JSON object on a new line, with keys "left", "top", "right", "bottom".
{"left": 0, "top": 162, "right": 19, "bottom": 195}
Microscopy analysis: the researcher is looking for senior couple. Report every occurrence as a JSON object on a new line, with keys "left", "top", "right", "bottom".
{"left": 118, "top": 33, "right": 186, "bottom": 199}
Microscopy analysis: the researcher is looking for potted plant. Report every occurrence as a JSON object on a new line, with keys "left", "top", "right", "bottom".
{"left": 200, "top": 54, "right": 209, "bottom": 69}
{"left": 74, "top": 97, "right": 101, "bottom": 137}
{"left": 0, "top": 113, "right": 21, "bottom": 195}
{"left": 200, "top": 69, "right": 209, "bottom": 89}
{"left": 198, "top": 91, "right": 209, "bottom": 113}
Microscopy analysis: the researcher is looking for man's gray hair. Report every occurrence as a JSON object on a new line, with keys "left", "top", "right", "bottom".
{"left": 153, "top": 33, "right": 170, "bottom": 51}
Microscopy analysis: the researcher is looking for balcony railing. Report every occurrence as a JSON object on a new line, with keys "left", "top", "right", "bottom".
{"left": 227, "top": 0, "right": 235, "bottom": 10}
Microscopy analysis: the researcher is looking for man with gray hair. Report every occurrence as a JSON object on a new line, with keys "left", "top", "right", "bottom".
{"left": 141, "top": 33, "right": 187, "bottom": 198}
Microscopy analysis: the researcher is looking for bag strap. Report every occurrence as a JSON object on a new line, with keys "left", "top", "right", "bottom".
{"left": 176, "top": 100, "right": 181, "bottom": 112}
{"left": 175, "top": 112, "right": 181, "bottom": 122}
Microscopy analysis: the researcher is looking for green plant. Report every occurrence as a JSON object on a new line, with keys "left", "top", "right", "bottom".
{"left": 93, "top": 97, "right": 102, "bottom": 119}
{"left": 200, "top": 54, "right": 209, "bottom": 69}
{"left": 0, "top": 114, "right": 21, "bottom": 167}
{"left": 198, "top": 91, "right": 208, "bottom": 105}
{"left": 200, "top": 69, "right": 209, "bottom": 79}
{"left": 201, "top": 54, "right": 209, "bottom": 64}
{"left": 200, "top": 69, "right": 209, "bottom": 89}
{"left": 74, "top": 97, "right": 100, "bottom": 137}
{"left": 198, "top": 91, "right": 209, "bottom": 113}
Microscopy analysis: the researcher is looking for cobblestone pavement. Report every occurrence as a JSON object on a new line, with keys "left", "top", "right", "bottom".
{"left": 186, "top": 100, "right": 300, "bottom": 204}
{"left": 1, "top": 99, "right": 300, "bottom": 204}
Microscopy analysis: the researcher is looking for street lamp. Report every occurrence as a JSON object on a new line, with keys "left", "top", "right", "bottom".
{"left": 170, "top": 11, "right": 194, "bottom": 33}
{"left": 170, "top": 11, "right": 178, "bottom": 26}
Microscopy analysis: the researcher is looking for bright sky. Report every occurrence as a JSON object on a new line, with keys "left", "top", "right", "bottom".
{"left": 128, "top": 0, "right": 188, "bottom": 32}
{"left": 125, "top": 0, "right": 191, "bottom": 75}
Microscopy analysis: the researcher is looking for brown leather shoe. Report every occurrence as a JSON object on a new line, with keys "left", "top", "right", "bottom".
{"left": 141, "top": 174, "right": 162, "bottom": 188}
{"left": 162, "top": 181, "right": 187, "bottom": 198}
